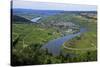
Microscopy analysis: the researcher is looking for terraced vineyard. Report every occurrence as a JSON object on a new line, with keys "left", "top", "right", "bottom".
{"left": 61, "top": 13, "right": 97, "bottom": 61}
{"left": 12, "top": 24, "right": 61, "bottom": 48}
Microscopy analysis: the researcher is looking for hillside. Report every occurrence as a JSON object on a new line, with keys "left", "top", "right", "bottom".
{"left": 12, "top": 15, "right": 33, "bottom": 24}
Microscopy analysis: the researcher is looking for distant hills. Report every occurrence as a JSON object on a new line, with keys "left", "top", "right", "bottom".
{"left": 12, "top": 8, "right": 97, "bottom": 16}
{"left": 12, "top": 8, "right": 64, "bottom": 16}
{"left": 12, "top": 8, "right": 97, "bottom": 24}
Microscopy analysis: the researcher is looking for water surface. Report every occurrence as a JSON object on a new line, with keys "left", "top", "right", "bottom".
{"left": 42, "top": 28, "right": 86, "bottom": 56}
{"left": 31, "top": 17, "right": 41, "bottom": 22}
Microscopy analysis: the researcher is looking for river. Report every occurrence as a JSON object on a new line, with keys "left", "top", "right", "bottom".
{"left": 31, "top": 17, "right": 41, "bottom": 22}
{"left": 41, "top": 28, "right": 86, "bottom": 56}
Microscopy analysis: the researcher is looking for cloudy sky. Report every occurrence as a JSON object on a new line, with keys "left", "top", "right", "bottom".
{"left": 12, "top": 0, "right": 97, "bottom": 11}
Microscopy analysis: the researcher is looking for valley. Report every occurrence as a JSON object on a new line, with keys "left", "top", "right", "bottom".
{"left": 12, "top": 9, "right": 97, "bottom": 66}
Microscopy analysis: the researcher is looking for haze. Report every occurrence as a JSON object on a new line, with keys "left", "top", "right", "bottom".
{"left": 13, "top": 0, "right": 97, "bottom": 11}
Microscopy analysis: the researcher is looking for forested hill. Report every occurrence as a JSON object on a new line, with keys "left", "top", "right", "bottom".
{"left": 12, "top": 15, "right": 33, "bottom": 24}
{"left": 12, "top": 8, "right": 64, "bottom": 16}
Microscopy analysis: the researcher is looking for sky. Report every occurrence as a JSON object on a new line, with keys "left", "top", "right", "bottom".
{"left": 12, "top": 0, "right": 97, "bottom": 11}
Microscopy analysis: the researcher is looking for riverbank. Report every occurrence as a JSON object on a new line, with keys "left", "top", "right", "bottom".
{"left": 41, "top": 28, "right": 86, "bottom": 56}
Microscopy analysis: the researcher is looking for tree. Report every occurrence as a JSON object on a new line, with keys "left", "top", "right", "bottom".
{"left": 46, "top": 58, "right": 51, "bottom": 64}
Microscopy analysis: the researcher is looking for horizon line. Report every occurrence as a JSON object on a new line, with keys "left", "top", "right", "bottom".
{"left": 12, "top": 8, "right": 97, "bottom": 12}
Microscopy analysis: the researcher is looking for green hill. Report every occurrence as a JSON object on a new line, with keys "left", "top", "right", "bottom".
{"left": 12, "top": 15, "right": 33, "bottom": 24}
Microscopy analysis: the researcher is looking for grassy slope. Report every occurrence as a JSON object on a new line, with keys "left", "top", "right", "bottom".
{"left": 63, "top": 32, "right": 97, "bottom": 49}
{"left": 61, "top": 13, "right": 97, "bottom": 61}
{"left": 12, "top": 24, "right": 61, "bottom": 49}
{"left": 12, "top": 23, "right": 63, "bottom": 65}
